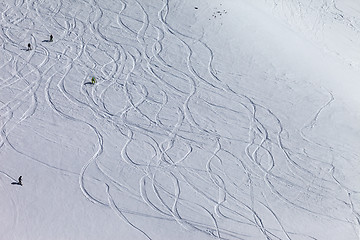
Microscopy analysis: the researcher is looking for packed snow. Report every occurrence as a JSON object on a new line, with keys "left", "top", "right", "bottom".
{"left": 0, "top": 0, "right": 359, "bottom": 239}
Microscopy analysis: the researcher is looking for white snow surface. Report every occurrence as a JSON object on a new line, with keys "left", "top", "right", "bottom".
{"left": 1, "top": 0, "right": 359, "bottom": 239}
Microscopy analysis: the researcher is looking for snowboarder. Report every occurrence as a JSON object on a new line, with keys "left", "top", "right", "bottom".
{"left": 27, "top": 43, "right": 31, "bottom": 51}
{"left": 11, "top": 176, "right": 22, "bottom": 186}
{"left": 50, "top": 34, "right": 53, "bottom": 42}
{"left": 18, "top": 176, "right": 22, "bottom": 186}
{"left": 91, "top": 77, "right": 96, "bottom": 84}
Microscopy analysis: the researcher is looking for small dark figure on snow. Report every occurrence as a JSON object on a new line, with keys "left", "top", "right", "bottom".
{"left": 18, "top": 176, "right": 22, "bottom": 185}
{"left": 27, "top": 43, "right": 31, "bottom": 51}
{"left": 50, "top": 34, "right": 53, "bottom": 42}
{"left": 91, "top": 77, "right": 96, "bottom": 84}
{"left": 11, "top": 176, "right": 22, "bottom": 186}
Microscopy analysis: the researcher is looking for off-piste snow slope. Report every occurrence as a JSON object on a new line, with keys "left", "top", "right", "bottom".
{"left": 0, "top": 0, "right": 359, "bottom": 239}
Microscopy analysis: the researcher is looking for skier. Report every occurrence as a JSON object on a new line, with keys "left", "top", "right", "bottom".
{"left": 91, "top": 77, "right": 96, "bottom": 84}
{"left": 50, "top": 34, "right": 53, "bottom": 42}
{"left": 27, "top": 43, "right": 31, "bottom": 51}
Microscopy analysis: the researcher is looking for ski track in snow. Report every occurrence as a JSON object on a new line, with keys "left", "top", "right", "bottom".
{"left": 0, "top": 0, "right": 359, "bottom": 239}
{"left": 264, "top": 0, "right": 360, "bottom": 69}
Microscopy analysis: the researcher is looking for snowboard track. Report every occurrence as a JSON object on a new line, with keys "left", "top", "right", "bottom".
{"left": 1, "top": 0, "right": 359, "bottom": 239}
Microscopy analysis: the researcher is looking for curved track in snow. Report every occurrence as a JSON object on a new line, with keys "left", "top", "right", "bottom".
{"left": 1, "top": 0, "right": 359, "bottom": 239}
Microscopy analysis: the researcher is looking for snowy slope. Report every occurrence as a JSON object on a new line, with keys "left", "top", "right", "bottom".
{"left": 0, "top": 0, "right": 359, "bottom": 239}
